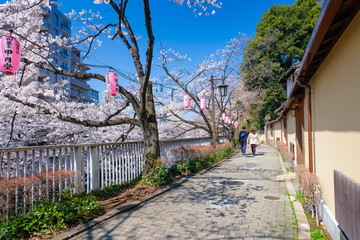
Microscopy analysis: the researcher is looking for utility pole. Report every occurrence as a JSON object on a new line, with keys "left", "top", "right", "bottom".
{"left": 210, "top": 76, "right": 228, "bottom": 152}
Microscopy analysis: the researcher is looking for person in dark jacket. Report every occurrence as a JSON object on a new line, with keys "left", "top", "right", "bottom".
{"left": 239, "top": 126, "right": 249, "bottom": 156}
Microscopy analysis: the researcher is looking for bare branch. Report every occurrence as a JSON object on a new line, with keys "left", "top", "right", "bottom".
{"left": 105, "top": 101, "right": 130, "bottom": 121}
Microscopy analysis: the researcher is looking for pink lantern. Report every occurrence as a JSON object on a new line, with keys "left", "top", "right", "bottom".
{"left": 183, "top": 94, "right": 190, "bottom": 108}
{"left": 234, "top": 121, "right": 239, "bottom": 128}
{"left": 0, "top": 36, "right": 21, "bottom": 75}
{"left": 105, "top": 71, "right": 119, "bottom": 96}
{"left": 225, "top": 116, "right": 229, "bottom": 124}
{"left": 200, "top": 98, "right": 206, "bottom": 110}
{"left": 228, "top": 118, "right": 232, "bottom": 124}
{"left": 222, "top": 113, "right": 226, "bottom": 121}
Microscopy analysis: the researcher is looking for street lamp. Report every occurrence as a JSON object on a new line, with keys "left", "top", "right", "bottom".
{"left": 218, "top": 83, "right": 228, "bottom": 97}
{"left": 209, "top": 76, "right": 228, "bottom": 151}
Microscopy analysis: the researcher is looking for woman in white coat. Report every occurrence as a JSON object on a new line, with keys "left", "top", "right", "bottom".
{"left": 248, "top": 129, "right": 260, "bottom": 156}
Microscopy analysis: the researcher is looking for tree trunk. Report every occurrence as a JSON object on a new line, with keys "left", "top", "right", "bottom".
{"left": 140, "top": 83, "right": 160, "bottom": 175}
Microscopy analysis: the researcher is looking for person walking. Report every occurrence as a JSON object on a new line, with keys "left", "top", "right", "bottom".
{"left": 238, "top": 126, "right": 249, "bottom": 156}
{"left": 248, "top": 128, "right": 260, "bottom": 156}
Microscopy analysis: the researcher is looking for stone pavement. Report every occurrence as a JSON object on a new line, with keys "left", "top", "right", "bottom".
{"left": 72, "top": 145, "right": 298, "bottom": 239}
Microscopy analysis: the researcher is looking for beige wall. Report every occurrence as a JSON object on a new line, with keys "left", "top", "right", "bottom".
{"left": 303, "top": 93, "right": 309, "bottom": 169}
{"left": 274, "top": 121, "right": 281, "bottom": 143}
{"left": 281, "top": 119, "right": 286, "bottom": 143}
{"left": 286, "top": 111, "right": 297, "bottom": 159}
{"left": 309, "top": 12, "right": 360, "bottom": 214}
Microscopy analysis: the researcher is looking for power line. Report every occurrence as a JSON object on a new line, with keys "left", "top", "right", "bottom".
{"left": 83, "top": 63, "right": 176, "bottom": 92}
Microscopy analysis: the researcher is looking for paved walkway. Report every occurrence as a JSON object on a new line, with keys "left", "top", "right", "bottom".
{"left": 72, "top": 145, "right": 297, "bottom": 239}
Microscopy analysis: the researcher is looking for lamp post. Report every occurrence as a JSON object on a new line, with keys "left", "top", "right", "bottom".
{"left": 210, "top": 76, "right": 228, "bottom": 151}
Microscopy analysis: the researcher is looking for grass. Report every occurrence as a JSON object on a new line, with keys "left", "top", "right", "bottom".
{"left": 296, "top": 191, "right": 330, "bottom": 240}
{"left": 286, "top": 187, "right": 299, "bottom": 239}
{"left": 310, "top": 227, "right": 329, "bottom": 240}
{"left": 295, "top": 190, "right": 306, "bottom": 204}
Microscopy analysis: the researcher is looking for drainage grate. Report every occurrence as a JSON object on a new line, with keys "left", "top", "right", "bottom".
{"left": 221, "top": 181, "right": 245, "bottom": 186}
{"left": 264, "top": 196, "right": 280, "bottom": 200}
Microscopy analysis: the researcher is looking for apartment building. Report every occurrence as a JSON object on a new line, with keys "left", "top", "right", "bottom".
{"left": 39, "top": 1, "right": 98, "bottom": 103}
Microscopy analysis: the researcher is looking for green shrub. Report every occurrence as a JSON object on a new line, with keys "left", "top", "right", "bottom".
{"left": 0, "top": 189, "right": 102, "bottom": 239}
{"left": 233, "top": 137, "right": 239, "bottom": 146}
{"left": 140, "top": 146, "right": 234, "bottom": 187}
{"left": 151, "top": 165, "right": 174, "bottom": 186}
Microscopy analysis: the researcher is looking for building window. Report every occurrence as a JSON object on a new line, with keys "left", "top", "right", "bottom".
{"left": 61, "top": 21, "right": 70, "bottom": 31}
{"left": 60, "top": 62, "right": 68, "bottom": 71}
{"left": 60, "top": 48, "right": 69, "bottom": 58}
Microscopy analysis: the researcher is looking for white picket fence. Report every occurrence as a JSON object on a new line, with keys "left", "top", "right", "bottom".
{"left": 0, "top": 137, "right": 228, "bottom": 218}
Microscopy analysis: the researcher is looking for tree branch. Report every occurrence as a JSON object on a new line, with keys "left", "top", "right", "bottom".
{"left": 21, "top": 57, "right": 141, "bottom": 114}
{"left": 5, "top": 94, "right": 142, "bottom": 128}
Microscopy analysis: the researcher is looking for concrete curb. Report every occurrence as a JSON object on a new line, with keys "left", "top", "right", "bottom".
{"left": 53, "top": 178, "right": 188, "bottom": 240}
{"left": 272, "top": 146, "right": 311, "bottom": 240}
{"left": 54, "top": 149, "right": 237, "bottom": 240}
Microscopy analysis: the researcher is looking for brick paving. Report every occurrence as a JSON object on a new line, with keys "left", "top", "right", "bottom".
{"left": 72, "top": 145, "right": 297, "bottom": 239}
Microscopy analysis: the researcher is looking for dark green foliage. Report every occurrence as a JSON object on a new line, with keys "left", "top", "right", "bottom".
{"left": 241, "top": 0, "right": 321, "bottom": 128}
{"left": 0, "top": 189, "right": 102, "bottom": 239}
{"left": 140, "top": 163, "right": 175, "bottom": 187}
{"left": 150, "top": 165, "right": 175, "bottom": 186}
{"left": 256, "top": 83, "right": 287, "bottom": 128}
{"left": 242, "top": 0, "right": 321, "bottom": 89}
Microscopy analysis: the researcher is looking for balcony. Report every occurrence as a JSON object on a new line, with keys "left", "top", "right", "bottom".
{"left": 71, "top": 52, "right": 81, "bottom": 62}
{"left": 70, "top": 88, "right": 91, "bottom": 102}
{"left": 70, "top": 78, "right": 91, "bottom": 91}
{"left": 60, "top": 22, "right": 70, "bottom": 35}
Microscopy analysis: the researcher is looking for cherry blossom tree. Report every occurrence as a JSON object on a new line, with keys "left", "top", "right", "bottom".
{"left": 157, "top": 35, "right": 246, "bottom": 141}
{"left": 0, "top": 0, "right": 221, "bottom": 174}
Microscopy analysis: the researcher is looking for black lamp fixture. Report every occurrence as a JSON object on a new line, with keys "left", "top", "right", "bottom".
{"left": 218, "top": 83, "right": 228, "bottom": 97}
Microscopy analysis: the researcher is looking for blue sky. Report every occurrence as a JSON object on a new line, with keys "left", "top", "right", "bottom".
{"left": 57, "top": 0, "right": 295, "bottom": 99}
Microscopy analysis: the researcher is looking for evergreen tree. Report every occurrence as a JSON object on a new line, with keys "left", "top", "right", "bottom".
{"left": 241, "top": 0, "right": 320, "bottom": 128}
